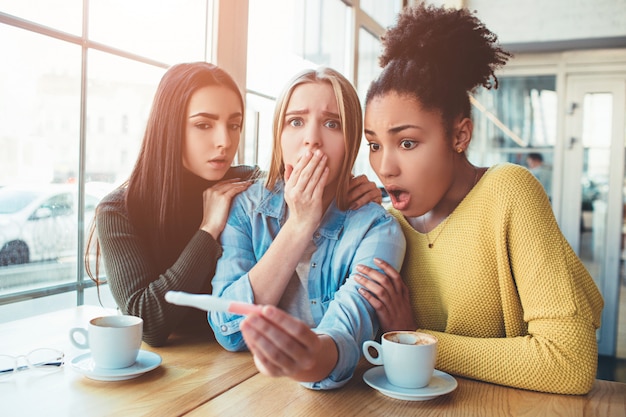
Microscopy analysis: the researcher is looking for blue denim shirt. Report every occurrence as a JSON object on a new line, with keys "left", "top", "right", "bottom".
{"left": 208, "top": 180, "right": 406, "bottom": 390}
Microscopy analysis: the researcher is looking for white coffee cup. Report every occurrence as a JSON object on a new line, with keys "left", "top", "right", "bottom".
{"left": 362, "top": 331, "right": 437, "bottom": 389}
{"left": 69, "top": 315, "right": 143, "bottom": 369}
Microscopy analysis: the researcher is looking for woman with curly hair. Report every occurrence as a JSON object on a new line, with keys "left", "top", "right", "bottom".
{"left": 355, "top": 4, "right": 603, "bottom": 395}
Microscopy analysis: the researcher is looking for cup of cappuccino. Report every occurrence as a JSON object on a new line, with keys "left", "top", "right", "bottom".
{"left": 362, "top": 330, "right": 437, "bottom": 389}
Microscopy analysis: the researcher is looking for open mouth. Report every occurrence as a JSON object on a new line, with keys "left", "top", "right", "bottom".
{"left": 385, "top": 187, "right": 411, "bottom": 210}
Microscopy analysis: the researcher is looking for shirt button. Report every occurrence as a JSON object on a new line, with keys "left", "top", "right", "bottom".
{"left": 311, "top": 300, "right": 317, "bottom": 305}
{"left": 311, "top": 262, "right": 317, "bottom": 268}
{"left": 220, "top": 325, "right": 228, "bottom": 332}
{"left": 314, "top": 232, "right": 320, "bottom": 239}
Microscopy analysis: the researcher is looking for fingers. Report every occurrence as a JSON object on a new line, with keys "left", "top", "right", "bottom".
{"left": 373, "top": 258, "right": 403, "bottom": 280}
{"left": 370, "top": 188, "right": 384, "bottom": 205}
{"left": 289, "top": 151, "right": 313, "bottom": 180}
{"left": 283, "top": 151, "right": 328, "bottom": 228}
{"left": 355, "top": 259, "right": 406, "bottom": 303}
{"left": 300, "top": 152, "right": 328, "bottom": 196}
{"left": 204, "top": 179, "right": 251, "bottom": 200}
{"left": 199, "top": 179, "right": 252, "bottom": 238}
{"left": 347, "top": 175, "right": 383, "bottom": 209}
{"left": 358, "top": 279, "right": 415, "bottom": 333}
{"left": 349, "top": 174, "right": 369, "bottom": 189}
{"left": 244, "top": 326, "right": 311, "bottom": 377}
{"left": 214, "top": 177, "right": 246, "bottom": 185}
{"left": 284, "top": 164, "right": 294, "bottom": 181}
{"left": 241, "top": 306, "right": 317, "bottom": 377}
{"left": 356, "top": 258, "right": 403, "bottom": 287}
{"left": 347, "top": 174, "right": 370, "bottom": 196}
{"left": 286, "top": 151, "right": 311, "bottom": 184}
{"left": 211, "top": 178, "right": 252, "bottom": 192}
{"left": 223, "top": 181, "right": 252, "bottom": 198}
{"left": 354, "top": 266, "right": 392, "bottom": 308}
{"left": 311, "top": 165, "right": 329, "bottom": 201}
{"left": 288, "top": 150, "right": 327, "bottom": 195}
{"left": 356, "top": 279, "right": 386, "bottom": 310}
{"left": 243, "top": 320, "right": 298, "bottom": 377}
{"left": 257, "top": 305, "right": 312, "bottom": 337}
{"left": 354, "top": 260, "right": 416, "bottom": 332}
{"left": 355, "top": 263, "right": 387, "bottom": 285}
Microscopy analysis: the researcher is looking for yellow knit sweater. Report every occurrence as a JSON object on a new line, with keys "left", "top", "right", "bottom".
{"left": 391, "top": 163, "right": 603, "bottom": 395}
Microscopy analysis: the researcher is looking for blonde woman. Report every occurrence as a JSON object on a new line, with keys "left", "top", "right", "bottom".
{"left": 209, "top": 67, "right": 405, "bottom": 389}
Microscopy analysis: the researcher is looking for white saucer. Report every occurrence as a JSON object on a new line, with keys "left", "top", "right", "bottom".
{"left": 70, "top": 350, "right": 162, "bottom": 381}
{"left": 363, "top": 367, "right": 457, "bottom": 401}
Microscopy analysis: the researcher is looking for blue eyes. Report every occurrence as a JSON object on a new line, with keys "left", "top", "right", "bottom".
{"left": 286, "top": 118, "right": 341, "bottom": 129}
{"left": 289, "top": 119, "right": 304, "bottom": 127}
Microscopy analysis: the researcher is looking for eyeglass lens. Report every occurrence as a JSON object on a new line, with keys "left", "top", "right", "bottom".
{"left": 0, "top": 348, "right": 64, "bottom": 379}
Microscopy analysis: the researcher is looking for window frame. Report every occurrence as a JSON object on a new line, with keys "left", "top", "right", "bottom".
{"left": 0, "top": 0, "right": 406, "bottom": 311}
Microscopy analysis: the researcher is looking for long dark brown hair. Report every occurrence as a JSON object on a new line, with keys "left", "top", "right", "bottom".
{"left": 85, "top": 62, "right": 244, "bottom": 284}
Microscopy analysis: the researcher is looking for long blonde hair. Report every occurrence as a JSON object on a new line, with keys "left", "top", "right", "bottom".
{"left": 265, "top": 67, "right": 362, "bottom": 211}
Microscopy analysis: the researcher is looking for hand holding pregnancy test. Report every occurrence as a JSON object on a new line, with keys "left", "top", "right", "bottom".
{"left": 165, "top": 291, "right": 263, "bottom": 315}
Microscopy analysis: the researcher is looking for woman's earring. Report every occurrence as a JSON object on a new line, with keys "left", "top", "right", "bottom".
{"left": 456, "top": 147, "right": 463, "bottom": 153}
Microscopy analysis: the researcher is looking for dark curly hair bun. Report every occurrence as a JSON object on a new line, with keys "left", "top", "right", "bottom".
{"left": 366, "top": 3, "right": 511, "bottom": 123}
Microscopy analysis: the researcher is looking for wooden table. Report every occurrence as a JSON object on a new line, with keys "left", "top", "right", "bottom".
{"left": 1, "top": 306, "right": 625, "bottom": 417}
{"left": 1, "top": 305, "right": 258, "bottom": 417}
{"left": 191, "top": 362, "right": 626, "bottom": 417}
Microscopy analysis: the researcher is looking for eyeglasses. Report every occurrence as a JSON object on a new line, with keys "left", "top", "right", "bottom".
{"left": 0, "top": 348, "right": 65, "bottom": 379}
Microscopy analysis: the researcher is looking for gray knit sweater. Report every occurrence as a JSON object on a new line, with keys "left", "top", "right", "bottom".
{"left": 96, "top": 166, "right": 257, "bottom": 346}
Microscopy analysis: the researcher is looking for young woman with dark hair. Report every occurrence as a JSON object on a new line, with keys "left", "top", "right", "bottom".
{"left": 356, "top": 4, "right": 603, "bottom": 395}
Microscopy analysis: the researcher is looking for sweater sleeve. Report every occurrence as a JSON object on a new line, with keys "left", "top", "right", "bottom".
{"left": 420, "top": 166, "right": 604, "bottom": 395}
{"left": 95, "top": 190, "right": 222, "bottom": 346}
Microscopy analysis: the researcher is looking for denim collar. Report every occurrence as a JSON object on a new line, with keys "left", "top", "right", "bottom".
{"left": 255, "top": 180, "right": 346, "bottom": 240}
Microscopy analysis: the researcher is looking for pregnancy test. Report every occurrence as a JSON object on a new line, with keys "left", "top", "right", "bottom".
{"left": 165, "top": 291, "right": 263, "bottom": 315}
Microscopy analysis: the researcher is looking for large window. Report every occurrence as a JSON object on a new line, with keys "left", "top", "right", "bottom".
{"left": 0, "top": 0, "right": 82, "bottom": 34}
{"left": 0, "top": 0, "right": 406, "bottom": 320}
{"left": 88, "top": 0, "right": 209, "bottom": 64}
{"left": 245, "top": 0, "right": 352, "bottom": 170}
{"left": 243, "top": 0, "right": 404, "bottom": 175}
{"left": 360, "top": 0, "right": 403, "bottom": 28}
{"left": 469, "top": 75, "right": 557, "bottom": 200}
{"left": 353, "top": 27, "right": 383, "bottom": 184}
{"left": 0, "top": 1, "right": 214, "bottom": 320}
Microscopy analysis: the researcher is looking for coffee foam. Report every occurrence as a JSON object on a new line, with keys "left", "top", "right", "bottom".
{"left": 385, "top": 331, "right": 436, "bottom": 346}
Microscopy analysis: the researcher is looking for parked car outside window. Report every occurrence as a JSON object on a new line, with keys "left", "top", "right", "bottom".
{"left": 0, "top": 183, "right": 111, "bottom": 266}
